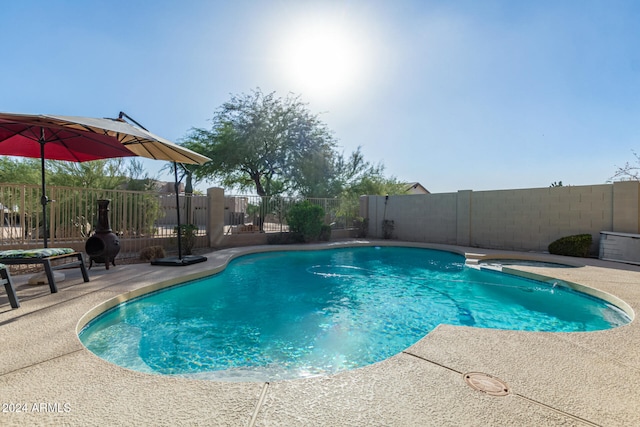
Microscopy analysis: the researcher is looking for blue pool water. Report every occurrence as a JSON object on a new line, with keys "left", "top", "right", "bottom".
{"left": 79, "top": 247, "right": 630, "bottom": 381}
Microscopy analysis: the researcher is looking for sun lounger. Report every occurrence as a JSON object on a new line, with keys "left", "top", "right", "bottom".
{"left": 1, "top": 263, "right": 19, "bottom": 309}
{"left": 0, "top": 248, "right": 89, "bottom": 294}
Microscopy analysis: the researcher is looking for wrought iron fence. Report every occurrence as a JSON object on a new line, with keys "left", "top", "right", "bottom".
{"left": 0, "top": 184, "right": 208, "bottom": 260}
{"left": 0, "top": 183, "right": 360, "bottom": 262}
{"left": 223, "top": 194, "right": 359, "bottom": 234}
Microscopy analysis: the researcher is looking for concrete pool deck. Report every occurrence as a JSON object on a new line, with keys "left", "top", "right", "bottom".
{"left": 0, "top": 240, "right": 639, "bottom": 426}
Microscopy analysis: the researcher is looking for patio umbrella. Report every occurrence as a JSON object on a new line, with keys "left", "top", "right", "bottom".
{"left": 23, "top": 113, "right": 211, "bottom": 165}
{"left": 111, "top": 112, "right": 211, "bottom": 266}
{"left": 0, "top": 112, "right": 137, "bottom": 248}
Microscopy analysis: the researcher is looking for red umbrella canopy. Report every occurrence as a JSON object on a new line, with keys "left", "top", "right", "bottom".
{"left": 0, "top": 115, "right": 136, "bottom": 161}
{"left": 0, "top": 111, "right": 209, "bottom": 251}
{"left": 0, "top": 112, "right": 138, "bottom": 248}
{"left": 0, "top": 112, "right": 210, "bottom": 165}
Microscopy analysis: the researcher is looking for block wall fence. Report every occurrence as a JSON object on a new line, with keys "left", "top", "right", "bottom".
{"left": 361, "top": 181, "right": 640, "bottom": 254}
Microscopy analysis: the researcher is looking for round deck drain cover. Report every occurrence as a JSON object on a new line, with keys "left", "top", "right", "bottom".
{"left": 463, "top": 372, "right": 509, "bottom": 396}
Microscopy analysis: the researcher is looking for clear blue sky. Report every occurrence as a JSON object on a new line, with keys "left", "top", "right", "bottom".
{"left": 2, "top": 0, "right": 639, "bottom": 193}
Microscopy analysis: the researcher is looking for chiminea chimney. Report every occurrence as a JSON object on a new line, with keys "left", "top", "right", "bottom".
{"left": 85, "top": 199, "right": 120, "bottom": 269}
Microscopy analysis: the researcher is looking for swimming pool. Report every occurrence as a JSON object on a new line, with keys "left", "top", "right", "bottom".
{"left": 79, "top": 246, "right": 631, "bottom": 381}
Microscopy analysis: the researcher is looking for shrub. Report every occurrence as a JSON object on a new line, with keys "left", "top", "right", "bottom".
{"left": 174, "top": 224, "right": 198, "bottom": 255}
{"left": 382, "top": 219, "right": 394, "bottom": 239}
{"left": 548, "top": 234, "right": 592, "bottom": 257}
{"left": 354, "top": 217, "right": 368, "bottom": 238}
{"left": 286, "top": 201, "right": 325, "bottom": 242}
{"left": 319, "top": 224, "right": 332, "bottom": 241}
{"left": 267, "top": 232, "right": 304, "bottom": 245}
{"left": 139, "top": 245, "right": 166, "bottom": 261}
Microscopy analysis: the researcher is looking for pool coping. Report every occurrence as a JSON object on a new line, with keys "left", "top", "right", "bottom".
{"left": 1, "top": 240, "right": 639, "bottom": 426}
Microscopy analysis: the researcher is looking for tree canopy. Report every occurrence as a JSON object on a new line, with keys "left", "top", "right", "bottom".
{"left": 0, "top": 157, "right": 41, "bottom": 185}
{"left": 0, "top": 157, "right": 156, "bottom": 191}
{"left": 183, "top": 88, "right": 404, "bottom": 198}
{"left": 183, "top": 89, "right": 338, "bottom": 196}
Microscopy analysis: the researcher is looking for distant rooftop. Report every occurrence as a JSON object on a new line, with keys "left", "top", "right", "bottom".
{"left": 404, "top": 182, "right": 430, "bottom": 194}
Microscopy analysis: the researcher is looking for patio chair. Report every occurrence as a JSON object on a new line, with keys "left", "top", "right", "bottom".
{"left": 1, "top": 263, "right": 19, "bottom": 309}
{"left": 0, "top": 248, "right": 90, "bottom": 294}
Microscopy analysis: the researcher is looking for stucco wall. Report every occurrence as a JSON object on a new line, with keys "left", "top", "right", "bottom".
{"left": 364, "top": 182, "right": 640, "bottom": 254}
{"left": 367, "top": 193, "right": 458, "bottom": 245}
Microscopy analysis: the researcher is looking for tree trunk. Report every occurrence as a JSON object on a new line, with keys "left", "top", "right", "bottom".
{"left": 252, "top": 173, "right": 266, "bottom": 197}
{"left": 250, "top": 172, "right": 267, "bottom": 231}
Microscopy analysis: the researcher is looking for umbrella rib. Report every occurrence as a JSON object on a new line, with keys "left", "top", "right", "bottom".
{"left": 0, "top": 123, "right": 41, "bottom": 143}
{"left": 70, "top": 123, "right": 128, "bottom": 143}
{"left": 128, "top": 141, "right": 200, "bottom": 163}
{"left": 42, "top": 119, "right": 130, "bottom": 144}
{"left": 0, "top": 113, "right": 208, "bottom": 165}
{"left": 123, "top": 141, "right": 159, "bottom": 160}
{"left": 46, "top": 127, "right": 133, "bottom": 155}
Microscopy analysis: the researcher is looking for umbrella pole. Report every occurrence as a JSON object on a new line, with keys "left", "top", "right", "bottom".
{"left": 174, "top": 162, "right": 183, "bottom": 260}
{"left": 28, "top": 129, "right": 67, "bottom": 285}
{"left": 39, "top": 128, "right": 48, "bottom": 248}
{"left": 110, "top": 111, "right": 207, "bottom": 267}
{"left": 150, "top": 161, "right": 206, "bottom": 266}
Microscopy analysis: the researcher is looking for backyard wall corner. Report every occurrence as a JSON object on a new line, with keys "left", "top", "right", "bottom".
{"left": 613, "top": 180, "right": 640, "bottom": 234}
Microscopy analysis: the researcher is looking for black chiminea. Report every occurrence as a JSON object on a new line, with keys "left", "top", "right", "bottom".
{"left": 85, "top": 199, "right": 120, "bottom": 269}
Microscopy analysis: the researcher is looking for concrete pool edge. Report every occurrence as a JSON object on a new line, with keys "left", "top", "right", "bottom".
{"left": 496, "top": 265, "right": 635, "bottom": 320}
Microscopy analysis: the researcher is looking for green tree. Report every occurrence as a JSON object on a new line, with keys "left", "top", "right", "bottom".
{"left": 120, "top": 159, "right": 157, "bottom": 191}
{"left": 333, "top": 147, "right": 406, "bottom": 198}
{"left": 183, "top": 89, "right": 405, "bottom": 199}
{"left": 42, "top": 158, "right": 158, "bottom": 191}
{"left": 292, "top": 143, "right": 341, "bottom": 197}
{"left": 183, "top": 88, "right": 338, "bottom": 197}
{"left": 47, "top": 159, "right": 126, "bottom": 189}
{"left": 0, "top": 157, "right": 158, "bottom": 190}
{"left": 0, "top": 157, "right": 41, "bottom": 184}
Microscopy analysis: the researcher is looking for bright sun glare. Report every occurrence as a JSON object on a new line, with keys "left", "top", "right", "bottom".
{"left": 277, "top": 20, "right": 368, "bottom": 101}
